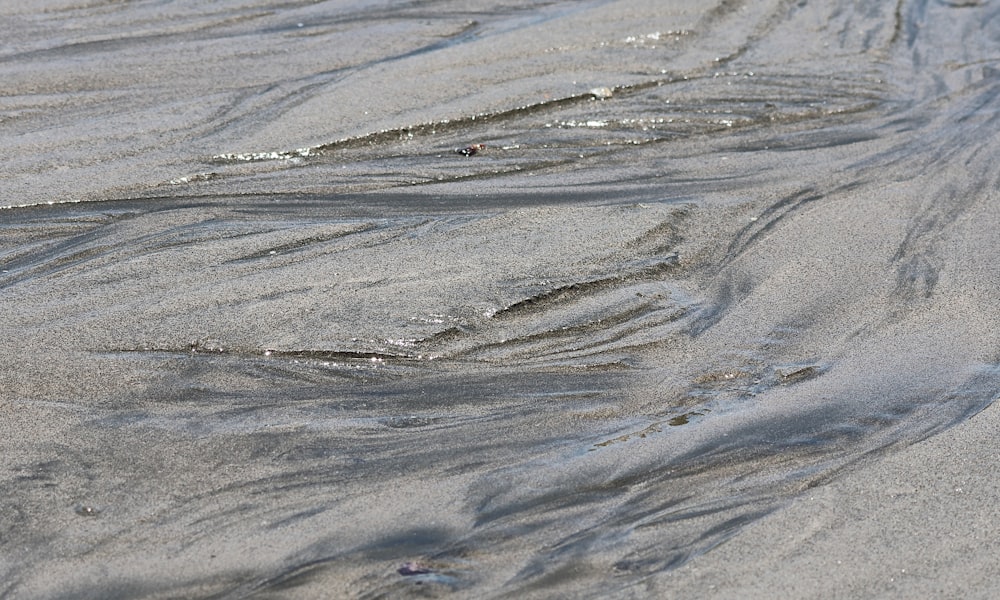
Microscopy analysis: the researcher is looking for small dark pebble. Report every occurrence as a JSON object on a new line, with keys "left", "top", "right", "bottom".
{"left": 74, "top": 505, "right": 100, "bottom": 517}
{"left": 668, "top": 414, "right": 690, "bottom": 427}
{"left": 398, "top": 561, "right": 433, "bottom": 576}
{"left": 455, "top": 144, "right": 486, "bottom": 156}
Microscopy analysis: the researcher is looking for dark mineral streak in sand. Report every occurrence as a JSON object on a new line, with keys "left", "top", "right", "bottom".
{"left": 1, "top": 0, "right": 998, "bottom": 599}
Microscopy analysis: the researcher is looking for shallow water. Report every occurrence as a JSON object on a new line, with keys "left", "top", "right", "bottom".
{"left": 1, "top": 0, "right": 999, "bottom": 598}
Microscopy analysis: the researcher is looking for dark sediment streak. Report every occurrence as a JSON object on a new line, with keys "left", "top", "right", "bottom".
{"left": 1, "top": 0, "right": 998, "bottom": 598}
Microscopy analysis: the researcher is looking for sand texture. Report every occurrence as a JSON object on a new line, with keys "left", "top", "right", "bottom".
{"left": 1, "top": 0, "right": 998, "bottom": 598}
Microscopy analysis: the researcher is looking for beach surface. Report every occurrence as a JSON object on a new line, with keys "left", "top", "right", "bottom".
{"left": 1, "top": 1, "right": 998, "bottom": 598}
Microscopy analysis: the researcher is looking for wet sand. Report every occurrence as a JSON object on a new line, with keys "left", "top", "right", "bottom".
{"left": 1, "top": 0, "right": 998, "bottom": 598}
{"left": 671, "top": 400, "right": 1000, "bottom": 599}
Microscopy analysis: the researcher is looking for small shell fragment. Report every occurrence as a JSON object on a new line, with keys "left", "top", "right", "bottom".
{"left": 398, "top": 561, "right": 433, "bottom": 575}
{"left": 589, "top": 86, "right": 613, "bottom": 99}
